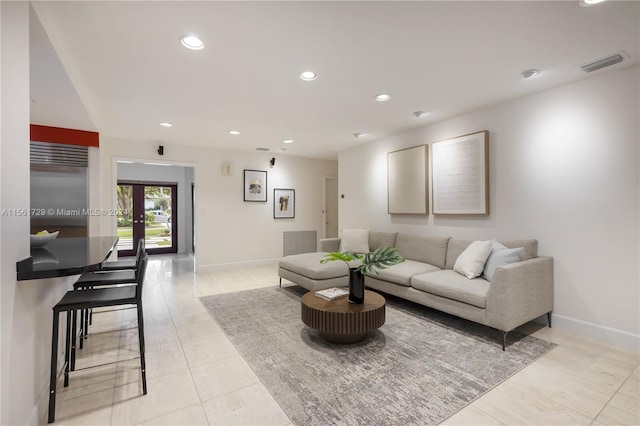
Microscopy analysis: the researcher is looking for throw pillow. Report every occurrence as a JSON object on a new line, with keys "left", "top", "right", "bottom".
{"left": 340, "top": 228, "right": 370, "bottom": 254}
{"left": 483, "top": 240, "right": 524, "bottom": 281}
{"left": 453, "top": 240, "right": 493, "bottom": 279}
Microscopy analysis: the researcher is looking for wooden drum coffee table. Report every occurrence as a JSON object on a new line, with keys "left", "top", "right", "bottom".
{"left": 301, "top": 289, "right": 386, "bottom": 344}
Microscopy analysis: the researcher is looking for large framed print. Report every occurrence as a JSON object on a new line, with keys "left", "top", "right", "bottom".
{"left": 244, "top": 169, "right": 267, "bottom": 202}
{"left": 387, "top": 145, "right": 428, "bottom": 214}
{"left": 431, "top": 130, "right": 489, "bottom": 215}
{"left": 274, "top": 188, "right": 295, "bottom": 219}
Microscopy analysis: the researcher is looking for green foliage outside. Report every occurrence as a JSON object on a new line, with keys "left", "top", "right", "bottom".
{"left": 116, "top": 225, "right": 169, "bottom": 239}
{"left": 116, "top": 211, "right": 157, "bottom": 227}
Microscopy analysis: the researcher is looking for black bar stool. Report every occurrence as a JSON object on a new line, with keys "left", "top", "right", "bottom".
{"left": 73, "top": 239, "right": 146, "bottom": 349}
{"left": 48, "top": 253, "right": 148, "bottom": 424}
{"left": 98, "top": 239, "right": 145, "bottom": 271}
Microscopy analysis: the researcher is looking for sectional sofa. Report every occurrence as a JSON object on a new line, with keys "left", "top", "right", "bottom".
{"left": 278, "top": 231, "right": 554, "bottom": 350}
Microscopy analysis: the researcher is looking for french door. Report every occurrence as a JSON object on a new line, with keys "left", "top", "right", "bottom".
{"left": 116, "top": 182, "right": 177, "bottom": 256}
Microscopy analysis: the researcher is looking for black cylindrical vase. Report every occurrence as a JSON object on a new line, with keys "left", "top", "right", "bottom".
{"left": 348, "top": 268, "right": 364, "bottom": 304}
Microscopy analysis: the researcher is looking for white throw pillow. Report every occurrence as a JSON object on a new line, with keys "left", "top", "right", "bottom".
{"left": 483, "top": 240, "right": 524, "bottom": 282}
{"left": 340, "top": 228, "right": 370, "bottom": 253}
{"left": 453, "top": 240, "right": 493, "bottom": 279}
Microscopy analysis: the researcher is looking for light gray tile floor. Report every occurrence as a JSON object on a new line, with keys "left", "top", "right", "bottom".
{"left": 48, "top": 254, "right": 639, "bottom": 425}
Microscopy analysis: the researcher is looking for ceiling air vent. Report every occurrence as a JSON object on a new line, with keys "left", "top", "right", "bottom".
{"left": 581, "top": 52, "right": 625, "bottom": 73}
{"left": 256, "top": 147, "right": 270, "bottom": 151}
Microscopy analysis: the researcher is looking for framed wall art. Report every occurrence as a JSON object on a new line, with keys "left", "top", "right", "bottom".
{"left": 387, "top": 144, "right": 428, "bottom": 214}
{"left": 274, "top": 188, "right": 295, "bottom": 219}
{"left": 431, "top": 130, "right": 489, "bottom": 215}
{"left": 244, "top": 169, "right": 267, "bottom": 202}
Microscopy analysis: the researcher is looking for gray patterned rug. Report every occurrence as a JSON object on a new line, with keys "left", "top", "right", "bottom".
{"left": 200, "top": 286, "right": 555, "bottom": 425}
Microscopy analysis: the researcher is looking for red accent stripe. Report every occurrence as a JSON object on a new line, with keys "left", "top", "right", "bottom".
{"left": 30, "top": 124, "right": 99, "bottom": 148}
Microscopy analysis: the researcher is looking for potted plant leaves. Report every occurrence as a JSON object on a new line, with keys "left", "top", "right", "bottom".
{"left": 321, "top": 246, "right": 404, "bottom": 303}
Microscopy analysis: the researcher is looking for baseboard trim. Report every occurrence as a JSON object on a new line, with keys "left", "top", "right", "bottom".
{"left": 196, "top": 258, "right": 279, "bottom": 273}
{"left": 552, "top": 314, "right": 639, "bottom": 352}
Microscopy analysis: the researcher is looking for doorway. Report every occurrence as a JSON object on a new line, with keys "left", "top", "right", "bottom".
{"left": 324, "top": 177, "right": 338, "bottom": 238}
{"left": 116, "top": 182, "right": 178, "bottom": 256}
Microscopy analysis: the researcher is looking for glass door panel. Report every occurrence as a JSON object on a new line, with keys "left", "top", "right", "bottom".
{"left": 116, "top": 184, "right": 134, "bottom": 252}
{"left": 144, "top": 186, "right": 174, "bottom": 251}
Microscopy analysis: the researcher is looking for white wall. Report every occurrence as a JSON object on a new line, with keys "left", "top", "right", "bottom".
{"left": 1, "top": 4, "right": 76, "bottom": 425}
{"left": 339, "top": 67, "right": 640, "bottom": 351}
{"left": 117, "top": 162, "right": 194, "bottom": 254}
{"left": 99, "top": 138, "right": 338, "bottom": 270}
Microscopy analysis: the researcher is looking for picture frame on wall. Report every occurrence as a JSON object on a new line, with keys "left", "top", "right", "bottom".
{"left": 431, "top": 130, "right": 489, "bottom": 215}
{"left": 274, "top": 188, "right": 295, "bottom": 219}
{"left": 387, "top": 144, "right": 429, "bottom": 215}
{"left": 244, "top": 169, "right": 267, "bottom": 202}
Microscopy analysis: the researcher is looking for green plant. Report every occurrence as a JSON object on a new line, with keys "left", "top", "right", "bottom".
{"left": 144, "top": 211, "right": 155, "bottom": 225}
{"left": 321, "top": 246, "right": 404, "bottom": 275}
{"left": 117, "top": 217, "right": 132, "bottom": 227}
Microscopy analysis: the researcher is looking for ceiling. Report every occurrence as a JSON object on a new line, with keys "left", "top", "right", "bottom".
{"left": 29, "top": 1, "right": 639, "bottom": 160}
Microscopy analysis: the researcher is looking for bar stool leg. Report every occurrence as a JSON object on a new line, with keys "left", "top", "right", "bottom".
{"left": 71, "top": 309, "right": 77, "bottom": 371}
{"left": 48, "top": 311, "right": 59, "bottom": 423}
{"left": 64, "top": 310, "right": 71, "bottom": 387}
{"left": 79, "top": 308, "right": 85, "bottom": 350}
{"left": 136, "top": 304, "right": 147, "bottom": 395}
{"left": 81, "top": 307, "right": 89, "bottom": 344}
{"left": 84, "top": 307, "right": 90, "bottom": 336}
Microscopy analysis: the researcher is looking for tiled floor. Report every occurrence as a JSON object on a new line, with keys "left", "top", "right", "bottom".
{"left": 48, "top": 254, "right": 640, "bottom": 425}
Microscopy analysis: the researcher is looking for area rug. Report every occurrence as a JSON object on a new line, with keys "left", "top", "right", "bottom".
{"left": 200, "top": 286, "right": 555, "bottom": 425}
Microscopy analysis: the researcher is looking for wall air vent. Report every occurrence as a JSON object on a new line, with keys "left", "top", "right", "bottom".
{"left": 581, "top": 52, "right": 625, "bottom": 73}
{"left": 30, "top": 141, "right": 88, "bottom": 167}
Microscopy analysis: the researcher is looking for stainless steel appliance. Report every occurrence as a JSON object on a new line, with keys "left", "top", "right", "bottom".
{"left": 30, "top": 141, "right": 88, "bottom": 237}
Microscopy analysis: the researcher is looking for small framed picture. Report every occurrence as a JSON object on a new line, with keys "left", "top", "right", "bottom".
{"left": 244, "top": 170, "right": 267, "bottom": 202}
{"left": 274, "top": 188, "right": 295, "bottom": 219}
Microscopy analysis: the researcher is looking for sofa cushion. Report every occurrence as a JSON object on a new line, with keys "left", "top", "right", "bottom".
{"left": 340, "top": 228, "right": 370, "bottom": 253}
{"left": 446, "top": 238, "right": 538, "bottom": 268}
{"left": 395, "top": 234, "right": 449, "bottom": 269}
{"left": 454, "top": 240, "right": 493, "bottom": 279}
{"left": 501, "top": 239, "right": 538, "bottom": 261}
{"left": 367, "top": 260, "right": 441, "bottom": 287}
{"left": 445, "top": 238, "right": 473, "bottom": 269}
{"left": 411, "top": 270, "right": 490, "bottom": 309}
{"left": 369, "top": 232, "right": 398, "bottom": 251}
{"left": 483, "top": 240, "right": 524, "bottom": 282}
{"left": 279, "top": 252, "right": 354, "bottom": 280}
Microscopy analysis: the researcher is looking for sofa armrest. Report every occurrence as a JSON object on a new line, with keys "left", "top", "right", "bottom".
{"left": 485, "top": 256, "right": 554, "bottom": 331}
{"left": 319, "top": 238, "right": 340, "bottom": 252}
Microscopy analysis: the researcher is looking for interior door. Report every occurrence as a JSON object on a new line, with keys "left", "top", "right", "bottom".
{"left": 324, "top": 177, "right": 338, "bottom": 238}
{"left": 117, "top": 182, "right": 177, "bottom": 256}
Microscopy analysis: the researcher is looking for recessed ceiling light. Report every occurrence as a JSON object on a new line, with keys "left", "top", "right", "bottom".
{"left": 299, "top": 71, "right": 317, "bottom": 81}
{"left": 180, "top": 35, "right": 204, "bottom": 50}
{"left": 579, "top": 0, "right": 607, "bottom": 6}
{"left": 229, "top": 130, "right": 240, "bottom": 135}
{"left": 413, "top": 111, "right": 427, "bottom": 118}
{"left": 159, "top": 122, "right": 173, "bottom": 127}
{"left": 521, "top": 69, "right": 539, "bottom": 79}
{"left": 374, "top": 93, "right": 391, "bottom": 102}
{"left": 283, "top": 139, "right": 294, "bottom": 144}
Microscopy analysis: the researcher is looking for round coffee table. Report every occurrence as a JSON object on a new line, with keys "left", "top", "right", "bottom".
{"left": 301, "top": 289, "right": 386, "bottom": 344}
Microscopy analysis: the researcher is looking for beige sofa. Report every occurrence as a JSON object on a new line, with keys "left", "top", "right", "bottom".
{"left": 278, "top": 231, "right": 554, "bottom": 350}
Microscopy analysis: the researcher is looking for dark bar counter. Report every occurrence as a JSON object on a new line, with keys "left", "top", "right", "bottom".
{"left": 17, "top": 236, "right": 119, "bottom": 281}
